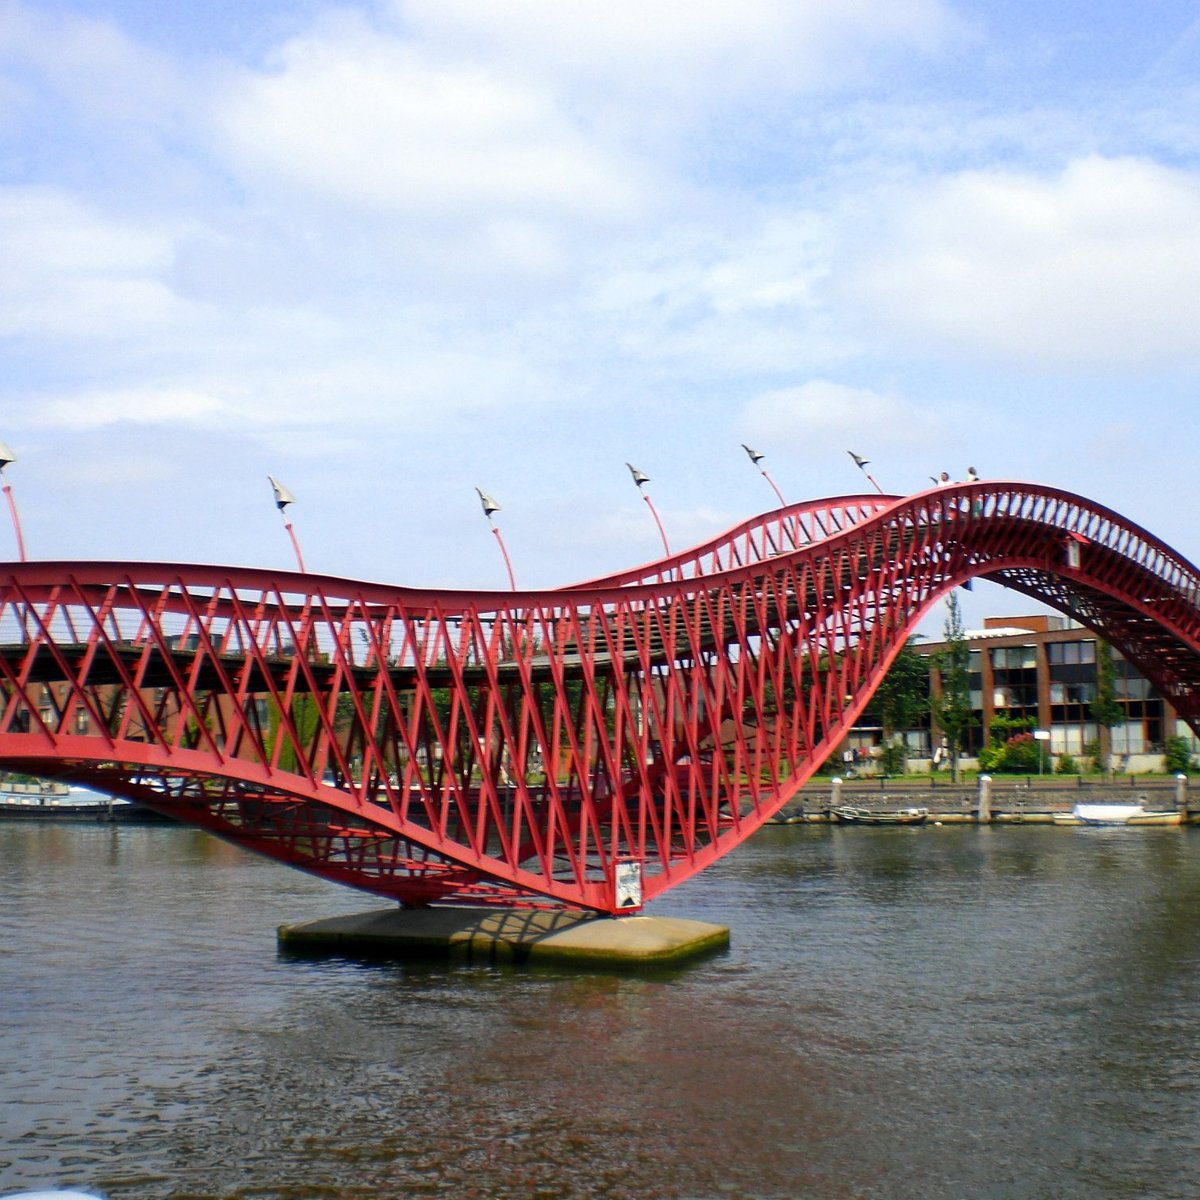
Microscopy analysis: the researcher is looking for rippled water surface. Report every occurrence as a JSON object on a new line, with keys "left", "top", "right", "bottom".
{"left": 3, "top": 821, "right": 1200, "bottom": 1199}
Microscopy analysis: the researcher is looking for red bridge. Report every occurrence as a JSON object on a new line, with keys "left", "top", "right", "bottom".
{"left": 2, "top": 481, "right": 1199, "bottom": 914}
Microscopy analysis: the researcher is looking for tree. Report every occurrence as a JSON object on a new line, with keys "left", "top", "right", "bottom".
{"left": 873, "top": 639, "right": 930, "bottom": 771}
{"left": 932, "top": 592, "right": 973, "bottom": 782}
{"left": 876, "top": 639, "right": 930, "bottom": 736}
{"left": 1089, "top": 639, "right": 1124, "bottom": 778}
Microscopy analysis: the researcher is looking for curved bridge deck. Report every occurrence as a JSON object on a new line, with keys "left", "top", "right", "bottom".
{"left": 2, "top": 481, "right": 1198, "bottom": 913}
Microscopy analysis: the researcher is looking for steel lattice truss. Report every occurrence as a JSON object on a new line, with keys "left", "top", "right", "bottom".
{"left": 2, "top": 482, "right": 1200, "bottom": 913}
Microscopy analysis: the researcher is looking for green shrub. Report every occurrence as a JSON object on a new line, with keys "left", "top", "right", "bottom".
{"left": 977, "top": 742, "right": 1007, "bottom": 773}
{"left": 1164, "top": 735, "right": 1195, "bottom": 775}
{"left": 978, "top": 732, "right": 1043, "bottom": 774}
{"left": 1055, "top": 752, "right": 1078, "bottom": 775}
{"left": 988, "top": 714, "right": 1035, "bottom": 740}
{"left": 1003, "top": 732, "right": 1043, "bottom": 773}
{"left": 878, "top": 741, "right": 906, "bottom": 774}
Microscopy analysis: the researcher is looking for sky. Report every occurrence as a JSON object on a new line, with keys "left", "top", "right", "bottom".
{"left": 2, "top": 0, "right": 1200, "bottom": 631}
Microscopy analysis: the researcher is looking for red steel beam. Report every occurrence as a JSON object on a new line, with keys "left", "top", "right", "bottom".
{"left": 2, "top": 482, "right": 1200, "bottom": 914}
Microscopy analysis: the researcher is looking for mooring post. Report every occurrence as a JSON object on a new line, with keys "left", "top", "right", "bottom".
{"left": 830, "top": 776, "right": 843, "bottom": 815}
{"left": 1176, "top": 773, "right": 1188, "bottom": 819}
{"left": 977, "top": 774, "right": 992, "bottom": 824}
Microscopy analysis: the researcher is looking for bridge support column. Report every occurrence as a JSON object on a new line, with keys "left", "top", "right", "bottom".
{"left": 277, "top": 907, "right": 730, "bottom": 969}
{"left": 977, "top": 774, "right": 992, "bottom": 824}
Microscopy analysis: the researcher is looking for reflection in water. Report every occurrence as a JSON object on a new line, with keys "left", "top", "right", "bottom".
{"left": 2, "top": 824, "right": 1200, "bottom": 1198}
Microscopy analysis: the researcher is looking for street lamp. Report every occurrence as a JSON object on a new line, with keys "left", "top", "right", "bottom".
{"left": 847, "top": 451, "right": 884, "bottom": 495}
{"left": 476, "top": 487, "right": 517, "bottom": 591}
{"left": 267, "top": 475, "right": 307, "bottom": 572}
{"left": 1033, "top": 728, "right": 1051, "bottom": 777}
{"left": 0, "top": 440, "right": 28, "bottom": 561}
{"left": 626, "top": 462, "right": 670, "bottom": 556}
{"left": 741, "top": 444, "right": 786, "bottom": 508}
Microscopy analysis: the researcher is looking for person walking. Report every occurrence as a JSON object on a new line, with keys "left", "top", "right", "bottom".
{"left": 966, "top": 467, "right": 982, "bottom": 516}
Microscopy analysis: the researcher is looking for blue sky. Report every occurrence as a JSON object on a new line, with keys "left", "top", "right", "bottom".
{"left": 2, "top": 0, "right": 1200, "bottom": 630}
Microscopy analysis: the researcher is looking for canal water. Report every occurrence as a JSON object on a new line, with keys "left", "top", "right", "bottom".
{"left": 2, "top": 820, "right": 1200, "bottom": 1199}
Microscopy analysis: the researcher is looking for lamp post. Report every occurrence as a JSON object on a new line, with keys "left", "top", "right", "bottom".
{"left": 848, "top": 451, "right": 884, "bottom": 495}
{"left": 0, "top": 441, "right": 28, "bottom": 561}
{"left": 741, "top": 444, "right": 786, "bottom": 508}
{"left": 476, "top": 488, "right": 517, "bottom": 591}
{"left": 626, "top": 462, "right": 670, "bottom": 557}
{"left": 1033, "top": 728, "right": 1051, "bottom": 777}
{"left": 267, "top": 475, "right": 307, "bottom": 572}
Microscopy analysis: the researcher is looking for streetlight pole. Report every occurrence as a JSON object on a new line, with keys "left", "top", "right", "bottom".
{"left": 476, "top": 488, "right": 517, "bottom": 591}
{"left": 848, "top": 451, "right": 885, "bottom": 495}
{"left": 741, "top": 444, "right": 786, "bottom": 508}
{"left": 626, "top": 463, "right": 670, "bottom": 557}
{"left": 1034, "top": 728, "right": 1051, "bottom": 777}
{"left": 0, "top": 441, "right": 28, "bottom": 561}
{"left": 268, "top": 475, "right": 307, "bottom": 572}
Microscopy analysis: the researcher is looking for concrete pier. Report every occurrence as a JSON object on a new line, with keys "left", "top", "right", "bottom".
{"left": 278, "top": 905, "right": 730, "bottom": 969}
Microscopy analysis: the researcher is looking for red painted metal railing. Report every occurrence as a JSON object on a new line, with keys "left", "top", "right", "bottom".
{"left": 2, "top": 481, "right": 1199, "bottom": 913}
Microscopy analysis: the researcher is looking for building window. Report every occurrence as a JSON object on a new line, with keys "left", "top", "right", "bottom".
{"left": 1050, "top": 722, "right": 1097, "bottom": 754}
{"left": 1112, "top": 721, "right": 1147, "bottom": 755}
{"left": 992, "top": 645, "right": 1037, "bottom": 669}
{"left": 1048, "top": 640, "right": 1096, "bottom": 666}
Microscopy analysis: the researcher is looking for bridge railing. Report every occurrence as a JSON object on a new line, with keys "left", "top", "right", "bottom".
{"left": 3, "top": 481, "right": 1200, "bottom": 912}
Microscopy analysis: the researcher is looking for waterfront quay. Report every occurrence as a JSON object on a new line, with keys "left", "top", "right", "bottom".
{"left": 775, "top": 774, "right": 1196, "bottom": 823}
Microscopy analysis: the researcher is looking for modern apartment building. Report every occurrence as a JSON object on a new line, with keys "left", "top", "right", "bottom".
{"left": 849, "top": 614, "right": 1192, "bottom": 773}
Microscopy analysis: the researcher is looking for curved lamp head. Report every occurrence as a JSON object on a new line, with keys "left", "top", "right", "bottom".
{"left": 0, "top": 440, "right": 15, "bottom": 472}
{"left": 626, "top": 462, "right": 650, "bottom": 489}
{"left": 476, "top": 487, "right": 501, "bottom": 519}
{"left": 268, "top": 475, "right": 296, "bottom": 512}
{"left": 848, "top": 451, "right": 869, "bottom": 470}
{"left": 742, "top": 444, "right": 764, "bottom": 466}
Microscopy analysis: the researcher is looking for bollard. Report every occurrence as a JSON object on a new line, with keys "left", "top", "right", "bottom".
{"left": 830, "top": 776, "right": 843, "bottom": 814}
{"left": 977, "top": 774, "right": 992, "bottom": 824}
{"left": 1176, "top": 773, "right": 1188, "bottom": 818}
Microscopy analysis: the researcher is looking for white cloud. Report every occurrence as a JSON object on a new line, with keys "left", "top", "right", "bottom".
{"left": 606, "top": 216, "right": 827, "bottom": 315}
{"left": 205, "top": 0, "right": 964, "bottom": 284}
{"left": 740, "top": 380, "right": 944, "bottom": 454}
{"left": 581, "top": 214, "right": 843, "bottom": 374}
{"left": 9, "top": 327, "right": 556, "bottom": 436}
{"left": 397, "top": 0, "right": 962, "bottom": 105}
{"left": 564, "top": 502, "right": 736, "bottom": 578}
{"left": 837, "top": 156, "right": 1200, "bottom": 368}
{"left": 0, "top": 3, "right": 182, "bottom": 126}
{"left": 212, "top": 14, "right": 645, "bottom": 224}
{"left": 26, "top": 386, "right": 232, "bottom": 431}
{"left": 0, "top": 187, "right": 189, "bottom": 339}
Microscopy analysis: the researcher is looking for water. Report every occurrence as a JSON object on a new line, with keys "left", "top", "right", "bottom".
{"left": 2, "top": 821, "right": 1200, "bottom": 1199}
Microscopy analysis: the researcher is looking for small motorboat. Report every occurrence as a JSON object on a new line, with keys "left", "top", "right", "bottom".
{"left": 833, "top": 806, "right": 928, "bottom": 826}
{"left": 1053, "top": 803, "right": 1181, "bottom": 827}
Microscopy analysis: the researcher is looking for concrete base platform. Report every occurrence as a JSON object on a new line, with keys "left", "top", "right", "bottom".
{"left": 278, "top": 906, "right": 729, "bottom": 969}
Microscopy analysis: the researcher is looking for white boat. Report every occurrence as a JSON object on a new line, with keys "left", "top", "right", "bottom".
{"left": 1053, "top": 803, "right": 1181, "bottom": 827}
{"left": 0, "top": 785, "right": 169, "bottom": 822}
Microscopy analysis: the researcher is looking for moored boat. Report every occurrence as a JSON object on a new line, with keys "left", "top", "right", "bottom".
{"left": 0, "top": 785, "right": 170, "bottom": 822}
{"left": 833, "top": 805, "right": 928, "bottom": 826}
{"left": 1053, "top": 802, "right": 1181, "bottom": 827}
